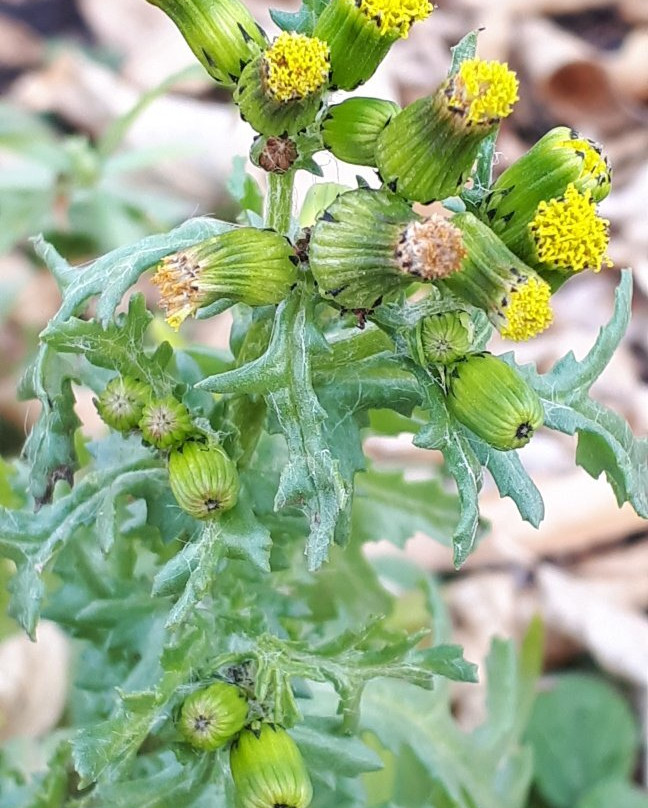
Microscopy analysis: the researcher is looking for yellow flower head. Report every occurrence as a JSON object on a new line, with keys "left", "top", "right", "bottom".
{"left": 446, "top": 59, "right": 519, "bottom": 126}
{"left": 396, "top": 215, "right": 467, "bottom": 280}
{"left": 358, "top": 0, "right": 433, "bottom": 38}
{"left": 152, "top": 251, "right": 205, "bottom": 330}
{"left": 556, "top": 135, "right": 611, "bottom": 197}
{"left": 500, "top": 276, "right": 553, "bottom": 341}
{"left": 263, "top": 32, "right": 330, "bottom": 103}
{"left": 529, "top": 183, "right": 612, "bottom": 272}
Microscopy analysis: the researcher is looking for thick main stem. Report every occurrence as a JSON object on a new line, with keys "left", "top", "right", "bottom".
{"left": 264, "top": 171, "right": 295, "bottom": 235}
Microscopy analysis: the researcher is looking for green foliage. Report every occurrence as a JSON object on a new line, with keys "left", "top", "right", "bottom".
{"left": 0, "top": 14, "right": 645, "bottom": 808}
{"left": 525, "top": 675, "right": 640, "bottom": 808}
{"left": 576, "top": 781, "right": 648, "bottom": 808}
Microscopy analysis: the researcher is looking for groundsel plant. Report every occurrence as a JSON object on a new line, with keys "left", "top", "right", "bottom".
{"left": 0, "top": 0, "right": 647, "bottom": 806}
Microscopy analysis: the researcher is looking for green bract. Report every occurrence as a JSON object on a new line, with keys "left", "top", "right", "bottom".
{"left": 94, "top": 375, "right": 151, "bottom": 432}
{"left": 322, "top": 97, "right": 400, "bottom": 166}
{"left": 446, "top": 353, "right": 544, "bottom": 451}
{"left": 179, "top": 681, "right": 249, "bottom": 750}
{"left": 145, "top": 0, "right": 266, "bottom": 87}
{"left": 139, "top": 396, "right": 195, "bottom": 450}
{"left": 411, "top": 311, "right": 474, "bottom": 366}
{"left": 230, "top": 724, "right": 313, "bottom": 808}
{"left": 168, "top": 440, "right": 239, "bottom": 518}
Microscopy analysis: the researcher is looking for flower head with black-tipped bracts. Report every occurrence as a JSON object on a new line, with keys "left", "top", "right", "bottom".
{"left": 179, "top": 682, "right": 248, "bottom": 751}
{"left": 314, "top": 0, "right": 433, "bottom": 90}
{"left": 309, "top": 189, "right": 464, "bottom": 310}
{"left": 446, "top": 353, "right": 544, "bottom": 451}
{"left": 375, "top": 58, "right": 519, "bottom": 202}
{"left": 145, "top": 0, "right": 266, "bottom": 88}
{"left": 529, "top": 183, "right": 612, "bottom": 273}
{"left": 442, "top": 212, "right": 554, "bottom": 342}
{"left": 139, "top": 397, "right": 194, "bottom": 450}
{"left": 152, "top": 228, "right": 298, "bottom": 330}
{"left": 168, "top": 441, "right": 239, "bottom": 519}
{"left": 235, "top": 33, "right": 330, "bottom": 135}
{"left": 94, "top": 376, "right": 151, "bottom": 433}
{"left": 230, "top": 724, "right": 313, "bottom": 808}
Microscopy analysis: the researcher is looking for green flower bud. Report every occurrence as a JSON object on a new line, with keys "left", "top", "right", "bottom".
{"left": 168, "top": 441, "right": 239, "bottom": 518}
{"left": 375, "top": 59, "right": 519, "bottom": 202}
{"left": 441, "top": 212, "right": 554, "bottom": 342}
{"left": 94, "top": 376, "right": 150, "bottom": 433}
{"left": 179, "top": 681, "right": 248, "bottom": 751}
{"left": 446, "top": 353, "right": 544, "bottom": 451}
{"left": 309, "top": 188, "right": 465, "bottom": 309}
{"left": 411, "top": 311, "right": 474, "bottom": 366}
{"left": 230, "top": 724, "right": 313, "bottom": 808}
{"left": 234, "top": 33, "right": 330, "bottom": 136}
{"left": 145, "top": 0, "right": 266, "bottom": 88}
{"left": 322, "top": 97, "right": 400, "bottom": 166}
{"left": 139, "top": 397, "right": 194, "bottom": 450}
{"left": 313, "top": 0, "right": 433, "bottom": 90}
{"left": 483, "top": 127, "right": 611, "bottom": 251}
{"left": 152, "top": 228, "right": 298, "bottom": 330}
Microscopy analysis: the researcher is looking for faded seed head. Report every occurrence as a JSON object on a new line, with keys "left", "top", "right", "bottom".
{"left": 396, "top": 215, "right": 467, "bottom": 280}
{"left": 445, "top": 59, "right": 519, "bottom": 126}
{"left": 263, "top": 32, "right": 330, "bottom": 103}
{"left": 357, "top": 0, "right": 433, "bottom": 38}
{"left": 529, "top": 183, "right": 612, "bottom": 272}
{"left": 152, "top": 251, "right": 206, "bottom": 330}
{"left": 499, "top": 275, "right": 553, "bottom": 341}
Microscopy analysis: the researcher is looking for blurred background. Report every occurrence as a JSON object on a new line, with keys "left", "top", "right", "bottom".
{"left": 0, "top": 0, "right": 647, "bottom": 800}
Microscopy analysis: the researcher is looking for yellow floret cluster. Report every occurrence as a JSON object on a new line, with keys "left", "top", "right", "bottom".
{"left": 529, "top": 183, "right": 612, "bottom": 272}
{"left": 358, "top": 0, "right": 433, "bottom": 37}
{"left": 263, "top": 32, "right": 330, "bottom": 103}
{"left": 556, "top": 137, "right": 610, "bottom": 188}
{"left": 500, "top": 276, "right": 553, "bottom": 342}
{"left": 447, "top": 59, "right": 519, "bottom": 126}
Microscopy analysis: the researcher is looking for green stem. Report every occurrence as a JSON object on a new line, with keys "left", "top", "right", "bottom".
{"left": 264, "top": 171, "right": 295, "bottom": 235}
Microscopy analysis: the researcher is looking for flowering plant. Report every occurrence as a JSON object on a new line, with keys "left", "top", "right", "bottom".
{"left": 0, "top": 1, "right": 646, "bottom": 806}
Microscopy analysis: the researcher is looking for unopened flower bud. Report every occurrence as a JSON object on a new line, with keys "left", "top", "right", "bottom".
{"left": 139, "top": 397, "right": 194, "bottom": 450}
{"left": 411, "top": 311, "right": 474, "bottom": 366}
{"left": 152, "top": 228, "right": 298, "bottom": 330}
{"left": 314, "top": 0, "right": 433, "bottom": 90}
{"left": 235, "top": 32, "right": 330, "bottom": 136}
{"left": 168, "top": 441, "right": 239, "bottom": 518}
{"left": 322, "top": 97, "right": 400, "bottom": 166}
{"left": 446, "top": 353, "right": 544, "bottom": 451}
{"left": 442, "top": 212, "right": 554, "bottom": 342}
{"left": 375, "top": 59, "right": 519, "bottom": 202}
{"left": 230, "top": 724, "right": 313, "bottom": 808}
{"left": 94, "top": 376, "right": 150, "bottom": 433}
{"left": 145, "top": 0, "right": 266, "bottom": 88}
{"left": 309, "top": 188, "right": 465, "bottom": 309}
{"left": 253, "top": 135, "right": 299, "bottom": 174}
{"left": 179, "top": 681, "right": 249, "bottom": 751}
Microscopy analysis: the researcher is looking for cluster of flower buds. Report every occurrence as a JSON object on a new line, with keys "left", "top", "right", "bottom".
{"left": 146, "top": 0, "right": 618, "bottom": 457}
{"left": 179, "top": 681, "right": 313, "bottom": 808}
{"left": 95, "top": 376, "right": 239, "bottom": 517}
